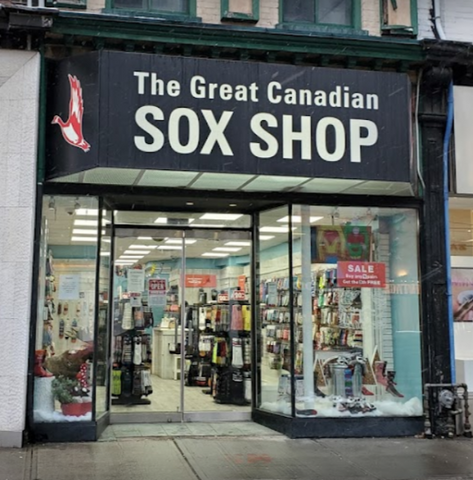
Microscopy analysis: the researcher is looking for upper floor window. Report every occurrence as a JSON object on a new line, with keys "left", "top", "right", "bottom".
{"left": 113, "top": 0, "right": 191, "bottom": 15}
{"left": 282, "top": 0, "right": 357, "bottom": 28}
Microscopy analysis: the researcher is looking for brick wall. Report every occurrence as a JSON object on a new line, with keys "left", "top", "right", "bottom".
{"left": 362, "top": 0, "right": 380, "bottom": 36}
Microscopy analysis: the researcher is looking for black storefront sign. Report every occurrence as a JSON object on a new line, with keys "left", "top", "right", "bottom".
{"left": 46, "top": 51, "right": 412, "bottom": 183}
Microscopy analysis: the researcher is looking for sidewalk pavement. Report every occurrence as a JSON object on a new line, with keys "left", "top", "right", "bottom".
{"left": 2, "top": 422, "right": 473, "bottom": 480}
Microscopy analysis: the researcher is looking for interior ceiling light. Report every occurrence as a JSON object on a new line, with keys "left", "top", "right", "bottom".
{"left": 259, "top": 235, "right": 275, "bottom": 241}
{"left": 137, "top": 236, "right": 153, "bottom": 240}
{"left": 186, "top": 202, "right": 194, "bottom": 206}
{"left": 103, "top": 238, "right": 111, "bottom": 243}
{"left": 48, "top": 196, "right": 55, "bottom": 211}
{"left": 158, "top": 245, "right": 183, "bottom": 250}
{"left": 120, "top": 255, "right": 144, "bottom": 259}
{"left": 213, "top": 247, "right": 242, "bottom": 252}
{"left": 277, "top": 216, "right": 323, "bottom": 224}
{"left": 154, "top": 217, "right": 195, "bottom": 225}
{"left": 74, "top": 219, "right": 99, "bottom": 227}
{"left": 72, "top": 229, "right": 98, "bottom": 235}
{"left": 100, "top": 252, "right": 111, "bottom": 256}
{"left": 191, "top": 224, "right": 225, "bottom": 228}
{"left": 129, "top": 244, "right": 157, "bottom": 249}
{"left": 260, "top": 226, "right": 295, "bottom": 233}
{"left": 75, "top": 208, "right": 99, "bottom": 216}
{"left": 202, "top": 252, "right": 229, "bottom": 257}
{"left": 154, "top": 217, "right": 167, "bottom": 224}
{"left": 229, "top": 204, "right": 238, "bottom": 207}
{"left": 71, "top": 236, "right": 97, "bottom": 242}
{"left": 225, "top": 241, "right": 251, "bottom": 246}
{"left": 125, "top": 250, "right": 151, "bottom": 255}
{"left": 165, "top": 239, "right": 197, "bottom": 245}
{"left": 200, "top": 213, "right": 243, "bottom": 221}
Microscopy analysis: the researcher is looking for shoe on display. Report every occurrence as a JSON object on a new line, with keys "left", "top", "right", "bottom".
{"left": 361, "top": 386, "right": 374, "bottom": 396}
{"left": 374, "top": 360, "right": 388, "bottom": 387}
{"left": 34, "top": 350, "right": 53, "bottom": 377}
{"left": 386, "top": 371, "right": 404, "bottom": 398}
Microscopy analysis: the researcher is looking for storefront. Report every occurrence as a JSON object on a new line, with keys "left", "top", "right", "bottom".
{"left": 448, "top": 85, "right": 473, "bottom": 392}
{"left": 28, "top": 49, "right": 425, "bottom": 442}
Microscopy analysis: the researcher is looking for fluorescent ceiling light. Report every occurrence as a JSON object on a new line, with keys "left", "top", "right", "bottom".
{"left": 225, "top": 241, "right": 251, "bottom": 247}
{"left": 260, "top": 226, "right": 296, "bottom": 233}
{"left": 277, "top": 216, "right": 324, "bottom": 224}
{"left": 154, "top": 217, "right": 195, "bottom": 225}
{"left": 213, "top": 247, "right": 242, "bottom": 252}
{"left": 71, "top": 236, "right": 97, "bottom": 242}
{"left": 120, "top": 255, "right": 144, "bottom": 259}
{"left": 202, "top": 252, "right": 229, "bottom": 257}
{"left": 158, "top": 245, "right": 183, "bottom": 250}
{"left": 129, "top": 244, "right": 157, "bottom": 249}
{"left": 138, "top": 237, "right": 153, "bottom": 240}
{"left": 74, "top": 219, "right": 98, "bottom": 227}
{"left": 125, "top": 250, "right": 151, "bottom": 255}
{"left": 73, "top": 229, "right": 98, "bottom": 235}
{"left": 75, "top": 208, "right": 99, "bottom": 216}
{"left": 165, "top": 239, "right": 197, "bottom": 245}
{"left": 259, "top": 235, "right": 275, "bottom": 241}
{"left": 100, "top": 252, "right": 110, "bottom": 256}
{"left": 200, "top": 213, "right": 243, "bottom": 221}
{"left": 103, "top": 238, "right": 111, "bottom": 243}
{"left": 191, "top": 224, "right": 225, "bottom": 228}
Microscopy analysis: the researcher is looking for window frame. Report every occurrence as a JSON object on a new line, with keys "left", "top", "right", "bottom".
{"left": 380, "top": 0, "right": 418, "bottom": 37}
{"left": 221, "top": 0, "right": 259, "bottom": 23}
{"left": 46, "top": 0, "right": 86, "bottom": 10}
{"left": 278, "top": 0, "right": 363, "bottom": 34}
{"left": 104, "top": 0, "right": 198, "bottom": 21}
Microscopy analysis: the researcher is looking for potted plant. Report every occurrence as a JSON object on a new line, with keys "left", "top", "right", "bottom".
{"left": 51, "top": 375, "right": 92, "bottom": 417}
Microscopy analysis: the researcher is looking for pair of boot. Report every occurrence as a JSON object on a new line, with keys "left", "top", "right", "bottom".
{"left": 374, "top": 361, "right": 404, "bottom": 397}
{"left": 34, "top": 350, "right": 53, "bottom": 377}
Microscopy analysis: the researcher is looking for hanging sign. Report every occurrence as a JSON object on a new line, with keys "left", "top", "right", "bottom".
{"left": 337, "top": 261, "right": 386, "bottom": 288}
{"left": 233, "top": 290, "right": 246, "bottom": 301}
{"left": 128, "top": 268, "right": 145, "bottom": 293}
{"left": 58, "top": 275, "right": 80, "bottom": 300}
{"left": 218, "top": 293, "right": 229, "bottom": 303}
{"left": 148, "top": 278, "right": 167, "bottom": 306}
{"left": 185, "top": 274, "right": 217, "bottom": 288}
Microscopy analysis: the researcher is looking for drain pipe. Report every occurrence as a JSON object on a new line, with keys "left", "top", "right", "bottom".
{"left": 432, "top": 0, "right": 455, "bottom": 382}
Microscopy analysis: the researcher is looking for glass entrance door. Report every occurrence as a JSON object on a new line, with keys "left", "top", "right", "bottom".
{"left": 109, "top": 225, "right": 252, "bottom": 421}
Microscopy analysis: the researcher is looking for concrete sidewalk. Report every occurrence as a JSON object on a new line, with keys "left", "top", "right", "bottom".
{"left": 2, "top": 425, "right": 473, "bottom": 480}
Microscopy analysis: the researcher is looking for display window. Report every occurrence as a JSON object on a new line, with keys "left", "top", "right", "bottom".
{"left": 449, "top": 205, "right": 473, "bottom": 391}
{"left": 257, "top": 205, "right": 423, "bottom": 418}
{"left": 33, "top": 196, "right": 100, "bottom": 423}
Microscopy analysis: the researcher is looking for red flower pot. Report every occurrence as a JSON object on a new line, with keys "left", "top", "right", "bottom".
{"left": 61, "top": 402, "right": 92, "bottom": 417}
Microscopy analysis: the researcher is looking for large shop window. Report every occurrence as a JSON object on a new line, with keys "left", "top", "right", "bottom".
{"left": 33, "top": 196, "right": 103, "bottom": 423}
{"left": 258, "top": 205, "right": 422, "bottom": 418}
{"left": 280, "top": 0, "right": 361, "bottom": 31}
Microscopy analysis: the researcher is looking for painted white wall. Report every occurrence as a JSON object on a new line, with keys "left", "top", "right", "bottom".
{"left": 0, "top": 50, "right": 40, "bottom": 448}
{"left": 418, "top": 0, "right": 473, "bottom": 42}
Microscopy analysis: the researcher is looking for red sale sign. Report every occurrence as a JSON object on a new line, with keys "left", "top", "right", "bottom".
{"left": 337, "top": 262, "right": 386, "bottom": 288}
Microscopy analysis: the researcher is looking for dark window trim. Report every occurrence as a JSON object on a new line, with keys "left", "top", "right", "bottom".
{"left": 104, "top": 0, "right": 198, "bottom": 20}
{"left": 278, "top": 0, "right": 362, "bottom": 33}
{"left": 221, "top": 0, "right": 259, "bottom": 23}
{"left": 380, "top": 0, "right": 418, "bottom": 37}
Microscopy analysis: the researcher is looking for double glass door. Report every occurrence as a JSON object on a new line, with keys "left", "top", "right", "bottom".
{"left": 109, "top": 226, "right": 252, "bottom": 420}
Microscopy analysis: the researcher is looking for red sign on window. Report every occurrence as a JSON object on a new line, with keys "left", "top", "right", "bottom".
{"left": 185, "top": 274, "right": 217, "bottom": 288}
{"left": 337, "top": 262, "right": 386, "bottom": 288}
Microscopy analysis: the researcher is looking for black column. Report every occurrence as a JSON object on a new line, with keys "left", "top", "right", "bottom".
{"left": 419, "top": 66, "right": 452, "bottom": 384}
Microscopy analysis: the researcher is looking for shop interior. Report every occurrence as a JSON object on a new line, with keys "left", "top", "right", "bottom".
{"left": 32, "top": 196, "right": 424, "bottom": 424}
